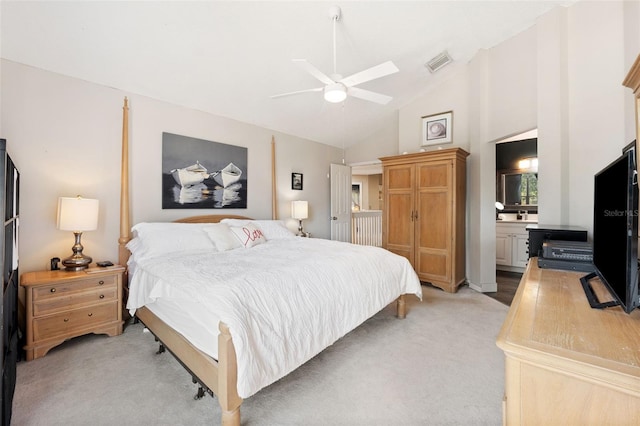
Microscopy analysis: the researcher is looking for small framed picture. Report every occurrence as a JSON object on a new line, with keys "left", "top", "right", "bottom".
{"left": 291, "top": 173, "right": 303, "bottom": 190}
{"left": 422, "top": 111, "right": 453, "bottom": 146}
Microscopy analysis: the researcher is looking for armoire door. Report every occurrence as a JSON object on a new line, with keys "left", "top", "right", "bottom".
{"left": 415, "top": 160, "right": 452, "bottom": 284}
{"left": 383, "top": 163, "right": 415, "bottom": 264}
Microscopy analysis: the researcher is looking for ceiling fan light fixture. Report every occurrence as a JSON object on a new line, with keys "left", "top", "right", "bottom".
{"left": 324, "top": 83, "right": 347, "bottom": 103}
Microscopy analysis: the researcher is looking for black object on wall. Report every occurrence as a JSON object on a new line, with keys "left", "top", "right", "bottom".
{"left": 1, "top": 138, "right": 20, "bottom": 426}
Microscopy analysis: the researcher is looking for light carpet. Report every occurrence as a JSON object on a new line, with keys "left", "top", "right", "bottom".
{"left": 12, "top": 285, "right": 508, "bottom": 425}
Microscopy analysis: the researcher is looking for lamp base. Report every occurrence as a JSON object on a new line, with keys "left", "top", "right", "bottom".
{"left": 62, "top": 231, "right": 92, "bottom": 271}
{"left": 62, "top": 254, "right": 92, "bottom": 271}
{"left": 296, "top": 219, "right": 306, "bottom": 237}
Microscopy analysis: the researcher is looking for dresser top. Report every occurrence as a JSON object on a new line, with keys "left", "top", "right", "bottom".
{"left": 525, "top": 224, "right": 588, "bottom": 232}
{"left": 497, "top": 259, "right": 640, "bottom": 381}
{"left": 21, "top": 265, "right": 125, "bottom": 286}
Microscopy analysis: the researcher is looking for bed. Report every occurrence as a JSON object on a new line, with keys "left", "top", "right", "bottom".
{"left": 117, "top": 99, "right": 422, "bottom": 425}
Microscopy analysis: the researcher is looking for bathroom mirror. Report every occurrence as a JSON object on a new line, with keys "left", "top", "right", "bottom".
{"left": 499, "top": 171, "right": 538, "bottom": 209}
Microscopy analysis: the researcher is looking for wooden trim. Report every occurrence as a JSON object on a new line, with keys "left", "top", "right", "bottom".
{"left": 379, "top": 147, "right": 469, "bottom": 166}
{"left": 174, "top": 215, "right": 251, "bottom": 224}
{"left": 118, "top": 97, "right": 131, "bottom": 268}
{"left": 622, "top": 54, "right": 640, "bottom": 94}
{"left": 623, "top": 54, "right": 640, "bottom": 171}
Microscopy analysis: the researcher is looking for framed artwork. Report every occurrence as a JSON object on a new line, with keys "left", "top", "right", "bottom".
{"left": 422, "top": 111, "right": 453, "bottom": 146}
{"left": 292, "top": 173, "right": 303, "bottom": 190}
{"left": 162, "top": 132, "right": 248, "bottom": 209}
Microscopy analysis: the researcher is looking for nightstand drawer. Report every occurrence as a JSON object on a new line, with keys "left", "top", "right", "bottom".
{"left": 32, "top": 301, "right": 118, "bottom": 341}
{"left": 33, "top": 286, "right": 118, "bottom": 317}
{"left": 33, "top": 275, "right": 117, "bottom": 301}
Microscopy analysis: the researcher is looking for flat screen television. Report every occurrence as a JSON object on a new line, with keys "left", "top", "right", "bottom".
{"left": 581, "top": 147, "right": 639, "bottom": 313}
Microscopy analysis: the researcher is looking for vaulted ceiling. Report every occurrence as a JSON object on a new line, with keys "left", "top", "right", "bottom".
{"left": 1, "top": 1, "right": 575, "bottom": 148}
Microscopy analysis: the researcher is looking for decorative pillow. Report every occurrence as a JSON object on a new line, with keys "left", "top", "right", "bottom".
{"left": 221, "top": 218, "right": 295, "bottom": 240}
{"left": 129, "top": 222, "right": 217, "bottom": 259}
{"left": 229, "top": 223, "right": 267, "bottom": 248}
{"left": 202, "top": 223, "right": 242, "bottom": 251}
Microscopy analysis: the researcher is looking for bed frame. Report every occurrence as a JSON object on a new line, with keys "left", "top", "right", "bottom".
{"left": 116, "top": 98, "right": 407, "bottom": 425}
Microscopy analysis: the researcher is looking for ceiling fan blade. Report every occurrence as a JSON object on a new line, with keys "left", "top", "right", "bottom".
{"left": 347, "top": 87, "right": 393, "bottom": 105}
{"left": 293, "top": 59, "right": 335, "bottom": 85}
{"left": 340, "top": 61, "right": 399, "bottom": 88}
{"left": 270, "top": 87, "right": 323, "bottom": 99}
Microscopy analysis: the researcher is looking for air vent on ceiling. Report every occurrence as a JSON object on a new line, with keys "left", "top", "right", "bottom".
{"left": 425, "top": 51, "right": 453, "bottom": 73}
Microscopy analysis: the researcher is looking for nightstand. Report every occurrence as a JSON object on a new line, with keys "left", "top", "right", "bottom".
{"left": 21, "top": 265, "right": 125, "bottom": 361}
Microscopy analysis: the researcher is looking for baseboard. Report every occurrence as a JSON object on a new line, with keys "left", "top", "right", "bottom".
{"left": 468, "top": 280, "right": 497, "bottom": 293}
{"left": 496, "top": 265, "right": 526, "bottom": 273}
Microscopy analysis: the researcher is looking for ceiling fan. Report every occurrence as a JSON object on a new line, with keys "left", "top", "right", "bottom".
{"left": 271, "top": 6, "right": 399, "bottom": 105}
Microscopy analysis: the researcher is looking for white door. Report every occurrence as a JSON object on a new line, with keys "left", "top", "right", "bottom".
{"left": 330, "top": 163, "right": 352, "bottom": 241}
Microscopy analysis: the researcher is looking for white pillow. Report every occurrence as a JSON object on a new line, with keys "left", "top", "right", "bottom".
{"left": 229, "top": 223, "right": 267, "bottom": 248}
{"left": 220, "top": 218, "right": 250, "bottom": 227}
{"left": 221, "top": 218, "right": 295, "bottom": 240}
{"left": 251, "top": 220, "right": 296, "bottom": 240}
{"left": 203, "top": 223, "right": 242, "bottom": 251}
{"left": 130, "top": 222, "right": 217, "bottom": 259}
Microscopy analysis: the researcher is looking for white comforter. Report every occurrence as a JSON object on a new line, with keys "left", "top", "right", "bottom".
{"left": 127, "top": 237, "right": 422, "bottom": 398}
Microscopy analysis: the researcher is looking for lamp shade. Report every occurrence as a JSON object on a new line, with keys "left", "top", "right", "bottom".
{"left": 57, "top": 196, "right": 99, "bottom": 232}
{"left": 291, "top": 200, "right": 309, "bottom": 220}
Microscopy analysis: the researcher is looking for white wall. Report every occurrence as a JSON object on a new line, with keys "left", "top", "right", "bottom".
{"left": 1, "top": 60, "right": 343, "bottom": 273}
{"left": 398, "top": 67, "right": 470, "bottom": 154}
{"left": 349, "top": 0, "right": 638, "bottom": 293}
{"left": 345, "top": 113, "right": 399, "bottom": 164}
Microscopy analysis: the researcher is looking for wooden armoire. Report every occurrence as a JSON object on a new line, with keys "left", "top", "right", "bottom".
{"left": 381, "top": 147, "right": 469, "bottom": 293}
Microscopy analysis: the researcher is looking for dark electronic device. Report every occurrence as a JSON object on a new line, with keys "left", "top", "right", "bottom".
{"left": 538, "top": 257, "right": 594, "bottom": 273}
{"left": 97, "top": 261, "right": 114, "bottom": 267}
{"left": 542, "top": 240, "right": 593, "bottom": 262}
{"left": 50, "top": 257, "right": 60, "bottom": 271}
{"left": 580, "top": 146, "right": 639, "bottom": 313}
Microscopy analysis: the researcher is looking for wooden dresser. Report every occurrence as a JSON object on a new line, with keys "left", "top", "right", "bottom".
{"left": 21, "top": 266, "right": 125, "bottom": 361}
{"left": 497, "top": 259, "right": 640, "bottom": 425}
{"left": 381, "top": 148, "right": 469, "bottom": 292}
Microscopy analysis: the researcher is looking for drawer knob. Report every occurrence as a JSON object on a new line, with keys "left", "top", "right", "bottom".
{"left": 99, "top": 294, "right": 105, "bottom": 299}
{"left": 63, "top": 318, "right": 69, "bottom": 322}
{"left": 88, "top": 313, "right": 93, "bottom": 317}
{"left": 98, "top": 280, "right": 105, "bottom": 285}
{"left": 50, "top": 288, "right": 56, "bottom": 293}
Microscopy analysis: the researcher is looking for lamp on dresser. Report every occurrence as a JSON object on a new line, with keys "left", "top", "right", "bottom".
{"left": 291, "top": 200, "right": 309, "bottom": 237}
{"left": 57, "top": 196, "right": 99, "bottom": 271}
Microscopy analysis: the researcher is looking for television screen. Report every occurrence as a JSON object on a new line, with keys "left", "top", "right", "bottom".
{"left": 592, "top": 149, "right": 639, "bottom": 313}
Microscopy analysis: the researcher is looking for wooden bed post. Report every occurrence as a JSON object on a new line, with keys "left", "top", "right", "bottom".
{"left": 396, "top": 295, "right": 406, "bottom": 319}
{"left": 118, "top": 97, "right": 131, "bottom": 267}
{"left": 271, "top": 136, "right": 277, "bottom": 220}
{"left": 218, "top": 323, "right": 242, "bottom": 426}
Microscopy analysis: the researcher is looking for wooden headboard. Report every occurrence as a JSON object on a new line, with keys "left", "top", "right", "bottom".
{"left": 174, "top": 215, "right": 252, "bottom": 224}
{"left": 117, "top": 97, "right": 277, "bottom": 266}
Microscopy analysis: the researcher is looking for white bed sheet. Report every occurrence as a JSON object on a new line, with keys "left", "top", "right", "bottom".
{"left": 127, "top": 237, "right": 421, "bottom": 399}
{"left": 144, "top": 298, "right": 221, "bottom": 360}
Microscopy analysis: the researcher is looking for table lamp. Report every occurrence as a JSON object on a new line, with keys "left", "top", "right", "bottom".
{"left": 57, "top": 196, "right": 99, "bottom": 271}
{"left": 291, "top": 200, "right": 309, "bottom": 237}
{"left": 495, "top": 201, "right": 505, "bottom": 220}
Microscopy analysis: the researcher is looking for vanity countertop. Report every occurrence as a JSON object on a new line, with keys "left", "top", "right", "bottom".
{"left": 497, "top": 213, "right": 538, "bottom": 223}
